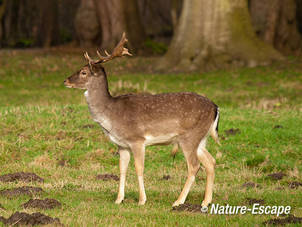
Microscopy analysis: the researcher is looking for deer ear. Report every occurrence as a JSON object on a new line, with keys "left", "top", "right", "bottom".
{"left": 91, "top": 64, "right": 105, "bottom": 77}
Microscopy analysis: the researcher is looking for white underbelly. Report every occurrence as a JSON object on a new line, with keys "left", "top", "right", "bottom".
{"left": 144, "top": 134, "right": 177, "bottom": 146}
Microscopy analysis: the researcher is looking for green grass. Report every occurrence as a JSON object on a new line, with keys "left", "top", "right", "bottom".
{"left": 0, "top": 50, "right": 301, "bottom": 226}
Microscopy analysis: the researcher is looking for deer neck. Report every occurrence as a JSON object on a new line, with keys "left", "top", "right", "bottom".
{"left": 85, "top": 75, "right": 113, "bottom": 131}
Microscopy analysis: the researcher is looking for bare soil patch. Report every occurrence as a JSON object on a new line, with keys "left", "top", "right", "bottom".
{"left": 241, "top": 182, "right": 261, "bottom": 189}
{"left": 263, "top": 215, "right": 302, "bottom": 225}
{"left": 288, "top": 181, "right": 302, "bottom": 189}
{"left": 0, "top": 212, "right": 61, "bottom": 226}
{"left": 96, "top": 174, "right": 119, "bottom": 181}
{"left": 0, "top": 172, "right": 44, "bottom": 183}
{"left": 22, "top": 198, "right": 61, "bottom": 210}
{"left": 224, "top": 128, "right": 241, "bottom": 136}
{"left": 273, "top": 125, "right": 283, "bottom": 129}
{"left": 267, "top": 172, "right": 286, "bottom": 180}
{"left": 162, "top": 175, "right": 171, "bottom": 180}
{"left": 172, "top": 203, "right": 202, "bottom": 213}
{"left": 246, "top": 198, "right": 265, "bottom": 205}
{"left": 246, "top": 81, "right": 270, "bottom": 87}
{"left": 57, "top": 158, "right": 66, "bottom": 167}
{"left": 0, "top": 186, "right": 43, "bottom": 198}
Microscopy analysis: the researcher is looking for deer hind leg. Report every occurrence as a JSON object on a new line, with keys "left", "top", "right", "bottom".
{"left": 115, "top": 148, "right": 130, "bottom": 204}
{"left": 172, "top": 141, "right": 200, "bottom": 207}
{"left": 131, "top": 143, "right": 147, "bottom": 205}
{"left": 196, "top": 137, "right": 216, "bottom": 209}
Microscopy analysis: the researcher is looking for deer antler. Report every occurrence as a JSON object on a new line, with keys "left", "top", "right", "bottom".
{"left": 84, "top": 32, "right": 132, "bottom": 65}
{"left": 84, "top": 52, "right": 94, "bottom": 65}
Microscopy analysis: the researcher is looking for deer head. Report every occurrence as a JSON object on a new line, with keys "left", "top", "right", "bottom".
{"left": 64, "top": 33, "right": 132, "bottom": 89}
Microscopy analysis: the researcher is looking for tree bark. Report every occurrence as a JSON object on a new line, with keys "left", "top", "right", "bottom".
{"left": 1, "top": 0, "right": 59, "bottom": 47}
{"left": 158, "top": 0, "right": 283, "bottom": 72}
{"left": 74, "top": 0, "right": 100, "bottom": 47}
{"left": 0, "top": 0, "right": 7, "bottom": 45}
{"left": 137, "top": 0, "right": 174, "bottom": 40}
{"left": 122, "top": 0, "right": 146, "bottom": 51}
{"left": 171, "top": 0, "right": 183, "bottom": 32}
{"left": 93, "top": 0, "right": 124, "bottom": 50}
{"left": 250, "top": 0, "right": 302, "bottom": 55}
{"left": 37, "top": 0, "right": 59, "bottom": 47}
{"left": 93, "top": 0, "right": 146, "bottom": 53}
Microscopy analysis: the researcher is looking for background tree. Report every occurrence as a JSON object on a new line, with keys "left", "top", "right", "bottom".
{"left": 92, "top": 0, "right": 146, "bottom": 52}
{"left": 36, "top": 0, "right": 59, "bottom": 47}
{"left": 0, "top": 0, "right": 7, "bottom": 47}
{"left": 1, "top": 0, "right": 302, "bottom": 68}
{"left": 0, "top": 0, "right": 78, "bottom": 47}
{"left": 170, "top": 0, "right": 183, "bottom": 32}
{"left": 74, "top": 0, "right": 100, "bottom": 47}
{"left": 249, "top": 0, "right": 302, "bottom": 55}
{"left": 158, "top": 0, "right": 283, "bottom": 72}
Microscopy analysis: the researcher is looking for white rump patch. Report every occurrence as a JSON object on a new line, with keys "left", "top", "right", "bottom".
{"left": 212, "top": 108, "right": 219, "bottom": 134}
{"left": 197, "top": 137, "right": 207, "bottom": 157}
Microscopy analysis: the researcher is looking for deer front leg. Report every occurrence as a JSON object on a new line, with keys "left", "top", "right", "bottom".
{"left": 115, "top": 148, "right": 130, "bottom": 204}
{"left": 131, "top": 144, "right": 146, "bottom": 205}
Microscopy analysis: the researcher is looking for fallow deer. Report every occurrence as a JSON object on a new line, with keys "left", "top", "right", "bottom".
{"left": 64, "top": 33, "right": 220, "bottom": 212}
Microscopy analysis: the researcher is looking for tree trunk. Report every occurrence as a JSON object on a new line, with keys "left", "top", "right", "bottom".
{"left": 122, "top": 0, "right": 146, "bottom": 51}
{"left": 137, "top": 0, "right": 174, "bottom": 45}
{"left": 250, "top": 0, "right": 302, "bottom": 55}
{"left": 171, "top": 0, "right": 183, "bottom": 32}
{"left": 74, "top": 0, "right": 100, "bottom": 47}
{"left": 93, "top": 0, "right": 146, "bottom": 53}
{"left": 36, "top": 0, "right": 59, "bottom": 47}
{"left": 159, "top": 0, "right": 283, "bottom": 72}
{"left": 1, "top": 0, "right": 59, "bottom": 47}
{"left": 0, "top": 0, "right": 7, "bottom": 46}
{"left": 93, "top": 0, "right": 124, "bottom": 50}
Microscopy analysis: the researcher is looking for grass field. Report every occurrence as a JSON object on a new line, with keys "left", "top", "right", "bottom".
{"left": 0, "top": 50, "right": 301, "bottom": 226}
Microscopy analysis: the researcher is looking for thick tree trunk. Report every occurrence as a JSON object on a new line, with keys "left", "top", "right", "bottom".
{"left": 93, "top": 0, "right": 124, "bottom": 50}
{"left": 122, "top": 0, "right": 146, "bottom": 51}
{"left": 250, "top": 0, "right": 302, "bottom": 55}
{"left": 74, "top": 0, "right": 100, "bottom": 47}
{"left": 137, "top": 0, "right": 174, "bottom": 42}
{"left": 159, "top": 0, "right": 283, "bottom": 72}
{"left": 171, "top": 0, "right": 183, "bottom": 32}
{"left": 37, "top": 0, "right": 59, "bottom": 47}
{"left": 93, "top": 0, "right": 146, "bottom": 52}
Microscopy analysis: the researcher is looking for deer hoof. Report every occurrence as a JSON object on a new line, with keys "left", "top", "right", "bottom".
{"left": 172, "top": 200, "right": 183, "bottom": 207}
{"left": 115, "top": 198, "right": 124, "bottom": 204}
{"left": 200, "top": 206, "right": 208, "bottom": 213}
{"left": 138, "top": 200, "right": 146, "bottom": 205}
